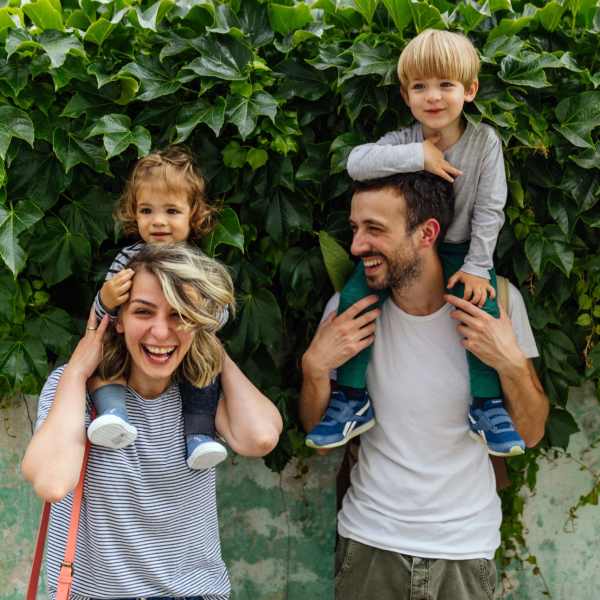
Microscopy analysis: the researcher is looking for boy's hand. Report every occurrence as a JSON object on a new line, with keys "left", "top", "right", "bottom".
{"left": 447, "top": 270, "right": 496, "bottom": 307}
{"left": 99, "top": 269, "right": 134, "bottom": 311}
{"left": 423, "top": 134, "right": 463, "bottom": 183}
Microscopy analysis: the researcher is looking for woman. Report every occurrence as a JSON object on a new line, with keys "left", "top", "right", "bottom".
{"left": 22, "top": 244, "right": 283, "bottom": 600}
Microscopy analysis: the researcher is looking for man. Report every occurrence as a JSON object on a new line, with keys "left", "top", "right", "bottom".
{"left": 299, "top": 172, "right": 548, "bottom": 600}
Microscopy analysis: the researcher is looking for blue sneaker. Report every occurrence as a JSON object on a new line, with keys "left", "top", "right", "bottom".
{"left": 186, "top": 434, "right": 227, "bottom": 470}
{"left": 468, "top": 398, "right": 525, "bottom": 457}
{"left": 305, "top": 389, "right": 376, "bottom": 449}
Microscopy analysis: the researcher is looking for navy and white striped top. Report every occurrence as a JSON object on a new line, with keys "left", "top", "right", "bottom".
{"left": 36, "top": 366, "right": 231, "bottom": 600}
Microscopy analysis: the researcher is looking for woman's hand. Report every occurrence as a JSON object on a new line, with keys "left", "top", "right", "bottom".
{"left": 66, "top": 305, "right": 110, "bottom": 381}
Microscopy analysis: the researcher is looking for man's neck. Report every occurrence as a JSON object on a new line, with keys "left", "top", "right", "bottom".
{"left": 390, "top": 253, "right": 446, "bottom": 316}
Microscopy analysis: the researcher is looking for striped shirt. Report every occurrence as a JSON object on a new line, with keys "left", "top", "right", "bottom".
{"left": 36, "top": 366, "right": 231, "bottom": 600}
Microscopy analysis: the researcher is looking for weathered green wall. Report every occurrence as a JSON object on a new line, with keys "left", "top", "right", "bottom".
{"left": 3, "top": 388, "right": 600, "bottom": 600}
{"left": 0, "top": 395, "right": 339, "bottom": 600}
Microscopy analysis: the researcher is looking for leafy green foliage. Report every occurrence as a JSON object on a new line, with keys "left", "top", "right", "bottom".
{"left": 1, "top": 0, "right": 600, "bottom": 556}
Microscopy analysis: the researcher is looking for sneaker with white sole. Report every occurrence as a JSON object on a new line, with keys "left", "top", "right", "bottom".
{"left": 468, "top": 398, "right": 525, "bottom": 457}
{"left": 186, "top": 434, "right": 228, "bottom": 470}
{"left": 305, "top": 389, "right": 375, "bottom": 450}
{"left": 87, "top": 411, "right": 138, "bottom": 449}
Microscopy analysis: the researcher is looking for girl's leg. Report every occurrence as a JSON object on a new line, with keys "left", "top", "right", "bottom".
{"left": 87, "top": 375, "right": 137, "bottom": 449}
{"left": 179, "top": 377, "right": 227, "bottom": 470}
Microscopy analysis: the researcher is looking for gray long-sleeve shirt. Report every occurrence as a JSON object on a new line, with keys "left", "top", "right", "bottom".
{"left": 346, "top": 121, "right": 507, "bottom": 279}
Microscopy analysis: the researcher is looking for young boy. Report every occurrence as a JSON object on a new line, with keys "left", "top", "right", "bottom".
{"left": 306, "top": 29, "right": 525, "bottom": 457}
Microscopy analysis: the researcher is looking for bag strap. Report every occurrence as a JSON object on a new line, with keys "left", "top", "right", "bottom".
{"left": 27, "top": 439, "right": 91, "bottom": 600}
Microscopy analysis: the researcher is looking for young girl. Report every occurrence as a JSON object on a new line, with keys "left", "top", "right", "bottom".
{"left": 87, "top": 145, "right": 231, "bottom": 470}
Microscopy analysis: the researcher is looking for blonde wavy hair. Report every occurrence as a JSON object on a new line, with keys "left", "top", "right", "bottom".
{"left": 397, "top": 29, "right": 480, "bottom": 89}
{"left": 115, "top": 145, "right": 218, "bottom": 240}
{"left": 98, "top": 244, "right": 235, "bottom": 388}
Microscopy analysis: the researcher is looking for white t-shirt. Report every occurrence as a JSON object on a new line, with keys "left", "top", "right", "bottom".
{"left": 323, "top": 283, "right": 538, "bottom": 560}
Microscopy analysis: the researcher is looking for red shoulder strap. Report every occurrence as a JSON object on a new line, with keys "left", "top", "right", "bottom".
{"left": 27, "top": 440, "right": 91, "bottom": 600}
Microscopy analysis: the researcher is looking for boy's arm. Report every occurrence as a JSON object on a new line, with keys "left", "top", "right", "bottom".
{"left": 347, "top": 129, "right": 425, "bottom": 181}
{"left": 461, "top": 133, "right": 507, "bottom": 280}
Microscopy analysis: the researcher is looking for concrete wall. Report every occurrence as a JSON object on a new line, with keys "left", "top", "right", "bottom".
{"left": 2, "top": 387, "right": 600, "bottom": 600}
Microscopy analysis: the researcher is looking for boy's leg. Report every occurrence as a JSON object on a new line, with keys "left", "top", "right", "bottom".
{"left": 179, "top": 377, "right": 228, "bottom": 470}
{"left": 87, "top": 375, "right": 138, "bottom": 449}
{"left": 439, "top": 243, "right": 524, "bottom": 457}
{"left": 306, "top": 263, "right": 384, "bottom": 449}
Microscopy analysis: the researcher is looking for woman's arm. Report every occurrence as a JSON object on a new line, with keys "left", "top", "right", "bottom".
{"left": 215, "top": 352, "right": 282, "bottom": 457}
{"left": 21, "top": 310, "right": 109, "bottom": 502}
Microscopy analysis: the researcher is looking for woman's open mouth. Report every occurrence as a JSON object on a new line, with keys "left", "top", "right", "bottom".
{"left": 141, "top": 344, "right": 177, "bottom": 364}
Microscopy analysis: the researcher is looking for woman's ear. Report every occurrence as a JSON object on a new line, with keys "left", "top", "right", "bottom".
{"left": 115, "top": 317, "right": 124, "bottom": 334}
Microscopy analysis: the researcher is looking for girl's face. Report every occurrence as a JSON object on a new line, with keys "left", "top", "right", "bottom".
{"left": 135, "top": 178, "right": 192, "bottom": 244}
{"left": 116, "top": 270, "right": 193, "bottom": 398}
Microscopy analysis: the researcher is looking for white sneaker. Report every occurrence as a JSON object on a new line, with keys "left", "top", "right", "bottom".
{"left": 186, "top": 434, "right": 228, "bottom": 470}
{"left": 87, "top": 414, "right": 138, "bottom": 449}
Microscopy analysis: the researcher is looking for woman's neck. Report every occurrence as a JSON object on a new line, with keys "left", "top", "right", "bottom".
{"left": 128, "top": 371, "right": 171, "bottom": 399}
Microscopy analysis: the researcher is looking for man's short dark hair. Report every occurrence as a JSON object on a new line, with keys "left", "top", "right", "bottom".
{"left": 352, "top": 172, "right": 455, "bottom": 243}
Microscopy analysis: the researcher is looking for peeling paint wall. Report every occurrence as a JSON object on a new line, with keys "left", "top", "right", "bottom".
{"left": 0, "top": 395, "right": 340, "bottom": 600}
{"left": 3, "top": 387, "right": 600, "bottom": 600}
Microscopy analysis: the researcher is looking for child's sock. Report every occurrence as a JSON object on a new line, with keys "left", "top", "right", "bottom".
{"left": 87, "top": 384, "right": 138, "bottom": 449}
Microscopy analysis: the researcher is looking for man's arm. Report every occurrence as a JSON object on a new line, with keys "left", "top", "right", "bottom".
{"left": 446, "top": 294, "right": 549, "bottom": 447}
{"left": 299, "top": 296, "right": 380, "bottom": 433}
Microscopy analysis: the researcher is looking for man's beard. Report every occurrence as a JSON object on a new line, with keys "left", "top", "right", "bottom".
{"left": 364, "top": 245, "right": 422, "bottom": 292}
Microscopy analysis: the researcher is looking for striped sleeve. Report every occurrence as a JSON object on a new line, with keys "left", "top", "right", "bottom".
{"left": 93, "top": 242, "right": 145, "bottom": 321}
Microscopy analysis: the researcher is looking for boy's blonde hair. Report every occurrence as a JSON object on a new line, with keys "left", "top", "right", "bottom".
{"left": 397, "top": 29, "right": 480, "bottom": 89}
{"left": 116, "top": 146, "right": 217, "bottom": 240}
{"left": 99, "top": 243, "right": 235, "bottom": 388}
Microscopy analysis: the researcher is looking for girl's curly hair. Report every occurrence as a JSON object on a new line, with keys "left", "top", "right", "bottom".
{"left": 115, "top": 145, "right": 218, "bottom": 240}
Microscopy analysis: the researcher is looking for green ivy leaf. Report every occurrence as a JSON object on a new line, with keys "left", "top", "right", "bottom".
{"left": 29, "top": 217, "right": 91, "bottom": 285}
{"left": 268, "top": 3, "right": 312, "bottom": 35}
{"left": 280, "top": 246, "right": 325, "bottom": 308}
{"left": 275, "top": 59, "right": 332, "bottom": 101}
{"left": 381, "top": 0, "right": 412, "bottom": 31}
{"left": 22, "top": 0, "right": 63, "bottom": 31}
{"left": 226, "top": 91, "right": 278, "bottom": 140}
{"left": 499, "top": 55, "right": 550, "bottom": 88}
{"left": 0, "top": 200, "right": 44, "bottom": 275}
{"left": 0, "top": 336, "right": 48, "bottom": 386}
{"left": 202, "top": 206, "right": 245, "bottom": 255}
{"left": 555, "top": 92, "right": 600, "bottom": 149}
{"left": 53, "top": 129, "right": 110, "bottom": 173}
{"left": 38, "top": 31, "right": 85, "bottom": 69}
{"left": 341, "top": 42, "right": 397, "bottom": 85}
{"left": 175, "top": 97, "right": 226, "bottom": 141}
{"left": 84, "top": 18, "right": 117, "bottom": 46}
{"left": 0, "top": 106, "right": 34, "bottom": 159}
{"left": 319, "top": 230, "right": 354, "bottom": 292}
{"left": 59, "top": 187, "right": 114, "bottom": 246}
{"left": 238, "top": 0, "right": 274, "bottom": 47}
{"left": 546, "top": 408, "right": 579, "bottom": 449}
{"left": 524, "top": 233, "right": 544, "bottom": 275}
{"left": 246, "top": 148, "right": 268, "bottom": 170}
{"left": 182, "top": 36, "right": 252, "bottom": 81}
{"left": 330, "top": 132, "right": 362, "bottom": 174}
{"left": 119, "top": 56, "right": 182, "bottom": 102}
{"left": 24, "top": 307, "right": 78, "bottom": 355}
{"left": 87, "top": 114, "right": 151, "bottom": 159}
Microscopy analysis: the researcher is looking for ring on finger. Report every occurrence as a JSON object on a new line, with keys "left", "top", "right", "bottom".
{"left": 87, "top": 326, "right": 97, "bottom": 331}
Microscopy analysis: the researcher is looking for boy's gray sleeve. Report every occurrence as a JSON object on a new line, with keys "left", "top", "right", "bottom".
{"left": 346, "top": 130, "right": 424, "bottom": 181}
{"left": 462, "top": 134, "right": 507, "bottom": 279}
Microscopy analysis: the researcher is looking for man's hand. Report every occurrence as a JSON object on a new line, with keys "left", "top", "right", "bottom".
{"left": 447, "top": 270, "right": 496, "bottom": 307}
{"left": 423, "top": 134, "right": 463, "bottom": 183}
{"left": 302, "top": 295, "right": 381, "bottom": 378}
{"left": 99, "top": 269, "right": 134, "bottom": 311}
{"left": 446, "top": 294, "right": 526, "bottom": 376}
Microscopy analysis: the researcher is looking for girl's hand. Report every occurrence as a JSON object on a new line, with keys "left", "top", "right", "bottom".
{"left": 65, "top": 306, "right": 110, "bottom": 381}
{"left": 99, "top": 269, "right": 134, "bottom": 311}
{"left": 447, "top": 271, "right": 496, "bottom": 307}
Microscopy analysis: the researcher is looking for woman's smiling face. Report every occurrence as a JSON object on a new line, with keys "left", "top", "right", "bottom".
{"left": 116, "top": 269, "right": 193, "bottom": 398}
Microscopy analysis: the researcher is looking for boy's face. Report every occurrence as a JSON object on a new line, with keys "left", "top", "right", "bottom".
{"left": 135, "top": 178, "right": 192, "bottom": 244}
{"left": 401, "top": 77, "right": 478, "bottom": 134}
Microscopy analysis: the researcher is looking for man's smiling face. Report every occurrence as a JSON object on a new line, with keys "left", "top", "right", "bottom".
{"left": 350, "top": 187, "right": 422, "bottom": 292}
